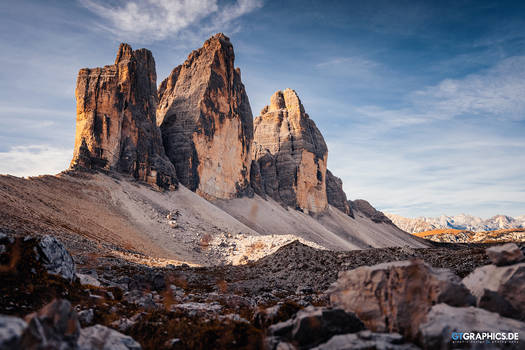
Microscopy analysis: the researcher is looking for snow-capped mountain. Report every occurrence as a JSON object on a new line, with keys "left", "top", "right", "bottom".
{"left": 385, "top": 213, "right": 525, "bottom": 233}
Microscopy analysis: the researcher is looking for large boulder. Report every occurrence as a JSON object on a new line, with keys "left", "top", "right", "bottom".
{"left": 70, "top": 43, "right": 177, "bottom": 189}
{"left": 486, "top": 243, "right": 524, "bottom": 266}
{"left": 462, "top": 262, "right": 525, "bottom": 320}
{"left": 37, "top": 235, "right": 76, "bottom": 282}
{"left": 0, "top": 315, "right": 27, "bottom": 350}
{"left": 312, "top": 331, "right": 420, "bottom": 350}
{"left": 78, "top": 324, "right": 142, "bottom": 350}
{"left": 21, "top": 299, "right": 81, "bottom": 350}
{"left": 252, "top": 89, "right": 328, "bottom": 214}
{"left": 267, "top": 306, "right": 364, "bottom": 348}
{"left": 157, "top": 33, "right": 253, "bottom": 199}
{"left": 418, "top": 303, "right": 525, "bottom": 350}
{"left": 329, "top": 260, "right": 475, "bottom": 339}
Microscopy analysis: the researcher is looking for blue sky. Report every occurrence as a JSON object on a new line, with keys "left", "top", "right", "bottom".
{"left": 1, "top": 0, "right": 524, "bottom": 218}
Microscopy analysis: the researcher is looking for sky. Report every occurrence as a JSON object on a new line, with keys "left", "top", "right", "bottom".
{"left": 1, "top": 0, "right": 524, "bottom": 218}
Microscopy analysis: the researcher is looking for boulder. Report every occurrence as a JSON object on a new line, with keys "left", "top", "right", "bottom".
{"left": 157, "top": 33, "right": 253, "bottom": 199}
{"left": 77, "top": 273, "right": 101, "bottom": 287}
{"left": 329, "top": 260, "right": 475, "bottom": 339}
{"left": 418, "top": 303, "right": 525, "bottom": 350}
{"left": 326, "top": 170, "right": 353, "bottom": 217}
{"left": 78, "top": 309, "right": 95, "bottom": 327}
{"left": 70, "top": 43, "right": 177, "bottom": 189}
{"left": 78, "top": 324, "right": 142, "bottom": 350}
{"left": 252, "top": 89, "right": 328, "bottom": 214}
{"left": 21, "top": 299, "right": 81, "bottom": 350}
{"left": 36, "top": 235, "right": 76, "bottom": 282}
{"left": 462, "top": 262, "right": 525, "bottom": 320}
{"left": 0, "top": 315, "right": 27, "bottom": 350}
{"left": 268, "top": 306, "right": 364, "bottom": 348}
{"left": 312, "top": 330, "right": 420, "bottom": 350}
{"left": 486, "top": 243, "right": 524, "bottom": 266}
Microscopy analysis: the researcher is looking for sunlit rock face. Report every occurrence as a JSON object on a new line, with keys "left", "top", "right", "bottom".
{"left": 157, "top": 33, "right": 253, "bottom": 199}
{"left": 70, "top": 43, "right": 177, "bottom": 189}
{"left": 251, "top": 89, "right": 328, "bottom": 214}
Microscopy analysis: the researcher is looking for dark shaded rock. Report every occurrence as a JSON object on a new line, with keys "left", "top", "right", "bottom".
{"left": 0, "top": 315, "right": 27, "bottom": 350}
{"left": 326, "top": 169, "right": 353, "bottom": 217}
{"left": 252, "top": 89, "right": 328, "bottom": 214}
{"left": 78, "top": 309, "right": 94, "bottom": 327}
{"left": 329, "top": 260, "right": 475, "bottom": 340}
{"left": 486, "top": 243, "right": 524, "bottom": 266}
{"left": 268, "top": 306, "right": 364, "bottom": 348}
{"left": 71, "top": 43, "right": 177, "bottom": 189}
{"left": 21, "top": 299, "right": 80, "bottom": 350}
{"left": 350, "top": 199, "right": 392, "bottom": 224}
{"left": 253, "top": 302, "right": 302, "bottom": 329}
{"left": 418, "top": 304, "right": 525, "bottom": 350}
{"left": 36, "top": 235, "right": 76, "bottom": 282}
{"left": 157, "top": 33, "right": 253, "bottom": 199}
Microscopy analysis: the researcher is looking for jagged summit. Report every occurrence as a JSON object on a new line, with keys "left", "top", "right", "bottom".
{"left": 70, "top": 43, "right": 177, "bottom": 189}
{"left": 157, "top": 32, "right": 253, "bottom": 199}
{"left": 251, "top": 88, "right": 328, "bottom": 214}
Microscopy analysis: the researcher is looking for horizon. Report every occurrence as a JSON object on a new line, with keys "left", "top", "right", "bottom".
{"left": 1, "top": 0, "right": 524, "bottom": 218}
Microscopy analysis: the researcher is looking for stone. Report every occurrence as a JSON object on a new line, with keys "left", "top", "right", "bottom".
{"left": 70, "top": 43, "right": 177, "bottom": 189}
{"left": 329, "top": 260, "right": 475, "bottom": 339}
{"left": 78, "top": 324, "right": 142, "bottom": 350}
{"left": 36, "top": 235, "right": 76, "bottom": 282}
{"left": 157, "top": 33, "right": 253, "bottom": 199}
{"left": 418, "top": 304, "right": 525, "bottom": 350}
{"left": 350, "top": 199, "right": 392, "bottom": 224}
{"left": 486, "top": 243, "right": 524, "bottom": 266}
{"left": 0, "top": 315, "right": 27, "bottom": 350}
{"left": 77, "top": 273, "right": 101, "bottom": 287}
{"left": 253, "top": 302, "right": 302, "bottom": 329}
{"left": 78, "top": 309, "right": 95, "bottom": 327}
{"left": 252, "top": 89, "right": 328, "bottom": 214}
{"left": 268, "top": 306, "right": 364, "bottom": 348}
{"left": 326, "top": 169, "right": 353, "bottom": 217}
{"left": 312, "top": 331, "right": 419, "bottom": 350}
{"left": 462, "top": 262, "right": 525, "bottom": 320}
{"left": 21, "top": 299, "right": 81, "bottom": 350}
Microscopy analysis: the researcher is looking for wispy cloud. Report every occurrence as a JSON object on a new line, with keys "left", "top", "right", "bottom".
{"left": 80, "top": 0, "right": 263, "bottom": 43}
{"left": 0, "top": 145, "right": 71, "bottom": 177}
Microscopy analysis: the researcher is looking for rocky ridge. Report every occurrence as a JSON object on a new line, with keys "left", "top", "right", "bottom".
{"left": 70, "top": 43, "right": 177, "bottom": 189}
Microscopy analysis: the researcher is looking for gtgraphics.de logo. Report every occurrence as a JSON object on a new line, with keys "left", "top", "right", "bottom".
{"left": 451, "top": 332, "right": 520, "bottom": 344}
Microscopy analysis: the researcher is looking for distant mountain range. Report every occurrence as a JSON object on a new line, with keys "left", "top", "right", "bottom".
{"left": 385, "top": 213, "right": 525, "bottom": 233}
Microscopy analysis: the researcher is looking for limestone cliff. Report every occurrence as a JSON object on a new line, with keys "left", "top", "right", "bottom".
{"left": 326, "top": 169, "right": 353, "bottom": 217}
{"left": 70, "top": 43, "right": 177, "bottom": 189}
{"left": 157, "top": 33, "right": 253, "bottom": 199}
{"left": 252, "top": 89, "right": 328, "bottom": 214}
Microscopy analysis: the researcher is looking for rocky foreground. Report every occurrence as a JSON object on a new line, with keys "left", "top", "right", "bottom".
{"left": 1, "top": 232, "right": 524, "bottom": 349}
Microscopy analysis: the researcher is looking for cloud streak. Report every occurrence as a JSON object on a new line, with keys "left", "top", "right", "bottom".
{"left": 80, "top": 0, "right": 263, "bottom": 42}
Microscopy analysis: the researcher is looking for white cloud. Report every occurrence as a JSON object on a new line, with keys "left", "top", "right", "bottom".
{"left": 412, "top": 56, "right": 525, "bottom": 120}
{"left": 0, "top": 145, "right": 71, "bottom": 177}
{"left": 80, "top": 0, "right": 263, "bottom": 42}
